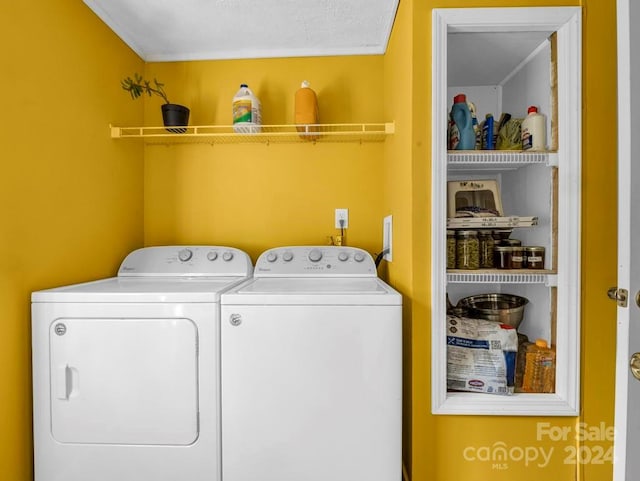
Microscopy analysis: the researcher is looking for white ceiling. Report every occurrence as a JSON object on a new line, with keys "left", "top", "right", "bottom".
{"left": 83, "top": 0, "right": 399, "bottom": 61}
{"left": 448, "top": 31, "right": 553, "bottom": 86}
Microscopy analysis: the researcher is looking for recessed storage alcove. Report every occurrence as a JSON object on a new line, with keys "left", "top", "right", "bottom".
{"left": 431, "top": 7, "right": 582, "bottom": 416}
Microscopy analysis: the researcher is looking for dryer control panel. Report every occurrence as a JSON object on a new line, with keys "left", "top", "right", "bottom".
{"left": 118, "top": 246, "right": 254, "bottom": 277}
{"left": 254, "top": 246, "right": 376, "bottom": 277}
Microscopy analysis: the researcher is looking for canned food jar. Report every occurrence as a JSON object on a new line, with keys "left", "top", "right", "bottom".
{"left": 504, "top": 238, "right": 522, "bottom": 247}
{"left": 511, "top": 246, "right": 524, "bottom": 269}
{"left": 447, "top": 230, "right": 456, "bottom": 269}
{"left": 524, "top": 246, "right": 546, "bottom": 269}
{"left": 456, "top": 230, "right": 479, "bottom": 269}
{"left": 494, "top": 246, "right": 512, "bottom": 269}
{"left": 478, "top": 230, "right": 495, "bottom": 268}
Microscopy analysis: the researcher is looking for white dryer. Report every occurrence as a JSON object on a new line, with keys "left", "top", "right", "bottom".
{"left": 31, "top": 246, "right": 253, "bottom": 481}
{"left": 220, "top": 246, "right": 402, "bottom": 481}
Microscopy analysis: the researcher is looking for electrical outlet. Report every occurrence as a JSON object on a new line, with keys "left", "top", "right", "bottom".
{"left": 335, "top": 209, "right": 349, "bottom": 229}
{"left": 383, "top": 215, "right": 393, "bottom": 262}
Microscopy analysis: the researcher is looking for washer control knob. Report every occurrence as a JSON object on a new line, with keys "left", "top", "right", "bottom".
{"left": 308, "top": 248, "right": 323, "bottom": 263}
{"left": 207, "top": 251, "right": 218, "bottom": 261}
{"left": 283, "top": 251, "right": 294, "bottom": 262}
{"left": 178, "top": 249, "right": 193, "bottom": 262}
{"left": 354, "top": 252, "right": 366, "bottom": 263}
{"left": 338, "top": 251, "right": 349, "bottom": 262}
{"left": 266, "top": 252, "right": 278, "bottom": 263}
{"left": 222, "top": 251, "right": 234, "bottom": 262}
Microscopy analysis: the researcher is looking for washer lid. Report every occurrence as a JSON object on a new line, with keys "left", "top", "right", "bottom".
{"left": 222, "top": 277, "right": 401, "bottom": 305}
{"left": 32, "top": 276, "right": 249, "bottom": 303}
{"left": 238, "top": 277, "right": 387, "bottom": 294}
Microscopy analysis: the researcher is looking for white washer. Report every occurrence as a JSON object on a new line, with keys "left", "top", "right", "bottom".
{"left": 31, "top": 246, "right": 253, "bottom": 481}
{"left": 221, "top": 246, "right": 402, "bottom": 481}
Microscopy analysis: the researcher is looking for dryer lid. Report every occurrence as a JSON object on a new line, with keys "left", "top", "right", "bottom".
{"left": 32, "top": 276, "right": 250, "bottom": 303}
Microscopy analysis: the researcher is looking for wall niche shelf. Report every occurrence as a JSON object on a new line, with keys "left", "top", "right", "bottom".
{"left": 110, "top": 122, "right": 395, "bottom": 145}
{"left": 447, "top": 151, "right": 558, "bottom": 171}
{"left": 447, "top": 271, "right": 557, "bottom": 286}
{"left": 447, "top": 216, "right": 538, "bottom": 229}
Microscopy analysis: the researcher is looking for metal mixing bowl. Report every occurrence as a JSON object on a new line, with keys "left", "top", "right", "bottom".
{"left": 457, "top": 293, "right": 529, "bottom": 328}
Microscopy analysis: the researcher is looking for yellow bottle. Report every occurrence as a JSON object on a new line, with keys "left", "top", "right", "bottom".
{"left": 295, "top": 80, "right": 319, "bottom": 140}
{"left": 522, "top": 338, "right": 556, "bottom": 393}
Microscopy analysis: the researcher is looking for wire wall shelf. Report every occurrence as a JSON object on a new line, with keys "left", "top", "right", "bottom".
{"left": 110, "top": 122, "right": 395, "bottom": 145}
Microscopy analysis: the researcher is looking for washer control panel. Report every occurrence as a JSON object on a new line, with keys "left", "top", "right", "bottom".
{"left": 255, "top": 246, "right": 376, "bottom": 277}
{"left": 118, "top": 246, "right": 253, "bottom": 277}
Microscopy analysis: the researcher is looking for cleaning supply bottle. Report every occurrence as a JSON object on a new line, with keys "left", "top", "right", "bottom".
{"left": 448, "top": 94, "right": 475, "bottom": 150}
{"left": 522, "top": 338, "right": 556, "bottom": 393}
{"left": 294, "top": 80, "right": 319, "bottom": 140}
{"left": 232, "top": 84, "right": 262, "bottom": 133}
{"left": 467, "top": 100, "right": 481, "bottom": 150}
{"left": 481, "top": 113, "right": 495, "bottom": 150}
{"left": 521, "top": 106, "right": 547, "bottom": 151}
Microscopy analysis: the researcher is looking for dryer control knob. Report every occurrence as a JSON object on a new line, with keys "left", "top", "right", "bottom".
{"left": 207, "top": 251, "right": 218, "bottom": 261}
{"left": 354, "top": 252, "right": 366, "bottom": 263}
{"left": 222, "top": 251, "right": 234, "bottom": 262}
{"left": 283, "top": 251, "right": 294, "bottom": 262}
{"left": 266, "top": 252, "right": 278, "bottom": 262}
{"left": 338, "top": 251, "right": 349, "bottom": 262}
{"left": 308, "top": 248, "right": 323, "bottom": 263}
{"left": 178, "top": 248, "right": 193, "bottom": 262}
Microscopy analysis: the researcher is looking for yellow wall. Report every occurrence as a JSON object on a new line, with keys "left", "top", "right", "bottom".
{"left": 142, "top": 58, "right": 387, "bottom": 260}
{"left": 382, "top": 0, "right": 423, "bottom": 469}
{"left": 0, "top": 2, "right": 145, "bottom": 480}
{"left": 0, "top": 0, "right": 620, "bottom": 480}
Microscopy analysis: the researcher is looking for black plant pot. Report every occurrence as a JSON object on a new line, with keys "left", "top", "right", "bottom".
{"left": 161, "top": 104, "right": 190, "bottom": 133}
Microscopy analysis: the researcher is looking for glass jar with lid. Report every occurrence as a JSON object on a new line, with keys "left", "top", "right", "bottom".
{"left": 494, "top": 246, "right": 512, "bottom": 269}
{"left": 524, "top": 246, "right": 546, "bottom": 269}
{"left": 511, "top": 246, "right": 525, "bottom": 269}
{"left": 478, "top": 230, "right": 495, "bottom": 268}
{"left": 447, "top": 230, "right": 456, "bottom": 269}
{"left": 456, "top": 230, "right": 479, "bottom": 269}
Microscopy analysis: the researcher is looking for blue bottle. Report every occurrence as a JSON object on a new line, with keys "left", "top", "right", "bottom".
{"left": 449, "top": 94, "right": 476, "bottom": 150}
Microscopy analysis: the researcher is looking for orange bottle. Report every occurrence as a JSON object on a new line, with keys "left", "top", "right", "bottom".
{"left": 522, "top": 339, "right": 556, "bottom": 393}
{"left": 295, "top": 80, "right": 319, "bottom": 140}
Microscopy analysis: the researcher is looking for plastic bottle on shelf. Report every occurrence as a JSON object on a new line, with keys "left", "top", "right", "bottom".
{"left": 294, "top": 80, "right": 319, "bottom": 140}
{"left": 467, "top": 100, "right": 481, "bottom": 149}
{"left": 521, "top": 106, "right": 547, "bottom": 151}
{"left": 481, "top": 113, "right": 495, "bottom": 150}
{"left": 232, "top": 84, "right": 262, "bottom": 134}
{"left": 448, "top": 94, "right": 476, "bottom": 150}
{"left": 521, "top": 339, "right": 556, "bottom": 393}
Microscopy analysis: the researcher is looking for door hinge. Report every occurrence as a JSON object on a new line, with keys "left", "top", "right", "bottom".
{"left": 608, "top": 287, "right": 628, "bottom": 307}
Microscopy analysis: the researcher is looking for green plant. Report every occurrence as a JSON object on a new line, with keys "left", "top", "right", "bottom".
{"left": 121, "top": 73, "right": 170, "bottom": 104}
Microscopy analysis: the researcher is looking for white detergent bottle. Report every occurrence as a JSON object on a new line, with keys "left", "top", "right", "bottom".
{"left": 521, "top": 106, "right": 546, "bottom": 151}
{"left": 232, "top": 84, "right": 262, "bottom": 133}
